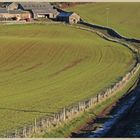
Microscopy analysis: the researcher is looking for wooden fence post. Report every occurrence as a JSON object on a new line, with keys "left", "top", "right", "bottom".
{"left": 97, "top": 94, "right": 99, "bottom": 102}
{"left": 34, "top": 118, "right": 37, "bottom": 133}
{"left": 63, "top": 108, "right": 66, "bottom": 121}
{"left": 23, "top": 126, "right": 27, "bottom": 137}
{"left": 15, "top": 129, "right": 18, "bottom": 138}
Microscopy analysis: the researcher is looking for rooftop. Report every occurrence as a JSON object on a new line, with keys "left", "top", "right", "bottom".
{"left": 0, "top": 8, "right": 7, "bottom": 13}
{"left": 18, "top": 2, "right": 59, "bottom": 15}
{"left": 0, "top": 8, "right": 29, "bottom": 14}
{"left": 57, "top": 12, "right": 74, "bottom": 17}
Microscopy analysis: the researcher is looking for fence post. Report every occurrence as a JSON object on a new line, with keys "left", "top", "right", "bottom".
{"left": 23, "top": 126, "right": 27, "bottom": 137}
{"left": 97, "top": 94, "right": 99, "bottom": 102}
{"left": 63, "top": 108, "right": 66, "bottom": 121}
{"left": 41, "top": 118, "right": 44, "bottom": 128}
{"left": 46, "top": 118, "right": 49, "bottom": 128}
{"left": 15, "top": 129, "right": 17, "bottom": 138}
{"left": 34, "top": 118, "right": 37, "bottom": 133}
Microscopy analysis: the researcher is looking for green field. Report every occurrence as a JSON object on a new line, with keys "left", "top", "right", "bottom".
{"left": 0, "top": 24, "right": 135, "bottom": 135}
{"left": 67, "top": 3, "right": 140, "bottom": 38}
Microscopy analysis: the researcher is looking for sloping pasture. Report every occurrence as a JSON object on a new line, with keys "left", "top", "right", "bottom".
{"left": 0, "top": 24, "right": 135, "bottom": 135}
{"left": 67, "top": 3, "right": 140, "bottom": 38}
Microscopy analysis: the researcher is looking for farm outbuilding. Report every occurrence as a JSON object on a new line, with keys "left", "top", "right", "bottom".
{"left": 18, "top": 2, "right": 59, "bottom": 19}
{"left": 57, "top": 12, "right": 80, "bottom": 24}
{"left": 0, "top": 2, "right": 80, "bottom": 23}
{"left": 0, "top": 8, "right": 31, "bottom": 21}
{"left": 8, "top": 10, "right": 31, "bottom": 21}
{"left": 1, "top": 2, "right": 59, "bottom": 20}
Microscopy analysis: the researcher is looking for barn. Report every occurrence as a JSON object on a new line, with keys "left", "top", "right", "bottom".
{"left": 18, "top": 2, "right": 59, "bottom": 19}
{"left": 57, "top": 12, "right": 80, "bottom": 24}
{"left": 0, "top": 2, "right": 80, "bottom": 24}
{"left": 1, "top": 2, "right": 59, "bottom": 19}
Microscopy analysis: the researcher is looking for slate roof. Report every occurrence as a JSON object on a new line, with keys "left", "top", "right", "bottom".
{"left": 8, "top": 10, "right": 29, "bottom": 14}
{"left": 19, "top": 2, "right": 51, "bottom": 10}
{"left": 0, "top": 8, "right": 28, "bottom": 14}
{"left": 57, "top": 12, "right": 74, "bottom": 17}
{"left": 18, "top": 2, "right": 58, "bottom": 15}
{"left": 0, "top": 8, "right": 8, "bottom": 13}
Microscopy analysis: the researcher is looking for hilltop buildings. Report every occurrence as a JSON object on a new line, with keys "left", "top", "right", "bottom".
{"left": 0, "top": 2, "right": 80, "bottom": 24}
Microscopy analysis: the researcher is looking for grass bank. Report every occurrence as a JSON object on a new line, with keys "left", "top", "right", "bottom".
{"left": 66, "top": 3, "right": 140, "bottom": 38}
{"left": 0, "top": 23, "right": 135, "bottom": 136}
{"left": 43, "top": 66, "right": 140, "bottom": 138}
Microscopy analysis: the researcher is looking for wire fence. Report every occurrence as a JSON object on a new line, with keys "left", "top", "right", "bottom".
{"left": 3, "top": 62, "right": 140, "bottom": 138}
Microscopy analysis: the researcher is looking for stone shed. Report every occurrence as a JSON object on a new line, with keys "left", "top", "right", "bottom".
{"left": 57, "top": 12, "right": 80, "bottom": 24}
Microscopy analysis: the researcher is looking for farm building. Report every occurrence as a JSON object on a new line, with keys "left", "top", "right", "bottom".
{"left": 0, "top": 8, "right": 31, "bottom": 21}
{"left": 57, "top": 12, "right": 80, "bottom": 24}
{"left": 0, "top": 2, "right": 80, "bottom": 24}
{"left": 18, "top": 2, "right": 59, "bottom": 19}
{"left": 1, "top": 2, "right": 59, "bottom": 19}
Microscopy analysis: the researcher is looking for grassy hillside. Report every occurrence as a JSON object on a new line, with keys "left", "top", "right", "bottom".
{"left": 66, "top": 3, "right": 140, "bottom": 38}
{"left": 0, "top": 24, "right": 135, "bottom": 135}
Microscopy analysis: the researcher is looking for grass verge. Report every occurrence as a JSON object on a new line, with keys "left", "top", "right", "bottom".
{"left": 42, "top": 67, "right": 140, "bottom": 138}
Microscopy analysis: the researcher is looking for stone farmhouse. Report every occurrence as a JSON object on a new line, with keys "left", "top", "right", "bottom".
{"left": 0, "top": 2, "right": 80, "bottom": 24}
